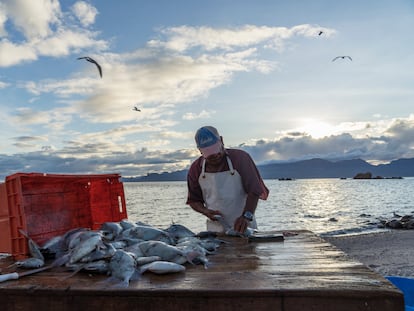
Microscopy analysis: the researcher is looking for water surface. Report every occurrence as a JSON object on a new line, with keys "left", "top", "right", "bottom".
{"left": 124, "top": 178, "right": 414, "bottom": 236}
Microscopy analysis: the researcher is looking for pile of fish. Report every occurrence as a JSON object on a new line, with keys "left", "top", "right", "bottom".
{"left": 11, "top": 220, "right": 226, "bottom": 287}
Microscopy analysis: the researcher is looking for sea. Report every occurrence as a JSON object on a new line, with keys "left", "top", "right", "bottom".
{"left": 123, "top": 177, "right": 414, "bottom": 237}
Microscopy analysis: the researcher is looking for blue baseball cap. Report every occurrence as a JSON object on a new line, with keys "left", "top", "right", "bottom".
{"left": 195, "top": 126, "right": 223, "bottom": 157}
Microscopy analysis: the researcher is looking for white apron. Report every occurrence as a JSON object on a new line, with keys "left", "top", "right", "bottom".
{"left": 199, "top": 156, "right": 257, "bottom": 233}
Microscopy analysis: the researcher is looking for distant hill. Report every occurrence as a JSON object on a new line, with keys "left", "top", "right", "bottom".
{"left": 122, "top": 157, "right": 414, "bottom": 182}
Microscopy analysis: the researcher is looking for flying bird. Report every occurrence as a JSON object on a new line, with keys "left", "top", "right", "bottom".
{"left": 133, "top": 106, "right": 141, "bottom": 112}
{"left": 318, "top": 31, "right": 323, "bottom": 36}
{"left": 77, "top": 56, "right": 102, "bottom": 78}
{"left": 332, "top": 56, "right": 352, "bottom": 62}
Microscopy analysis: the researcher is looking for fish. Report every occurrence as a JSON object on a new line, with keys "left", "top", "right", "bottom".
{"left": 164, "top": 223, "right": 196, "bottom": 242}
{"left": 140, "top": 261, "right": 185, "bottom": 274}
{"left": 41, "top": 235, "right": 65, "bottom": 258}
{"left": 138, "top": 240, "right": 203, "bottom": 266}
{"left": 138, "top": 240, "right": 188, "bottom": 264}
{"left": 100, "top": 222, "right": 123, "bottom": 240}
{"left": 119, "top": 219, "right": 138, "bottom": 230}
{"left": 6, "top": 220, "right": 223, "bottom": 284}
{"left": 135, "top": 256, "right": 161, "bottom": 266}
{"left": 107, "top": 250, "right": 140, "bottom": 288}
{"left": 122, "top": 225, "right": 174, "bottom": 244}
{"left": 64, "top": 259, "right": 109, "bottom": 279}
{"left": 68, "top": 232, "right": 104, "bottom": 264}
{"left": 8, "top": 258, "right": 45, "bottom": 269}
{"left": 78, "top": 242, "right": 116, "bottom": 263}
{"left": 19, "top": 229, "right": 44, "bottom": 261}
{"left": 77, "top": 56, "right": 102, "bottom": 78}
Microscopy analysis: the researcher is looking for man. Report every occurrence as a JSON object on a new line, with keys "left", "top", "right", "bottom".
{"left": 186, "top": 126, "right": 269, "bottom": 234}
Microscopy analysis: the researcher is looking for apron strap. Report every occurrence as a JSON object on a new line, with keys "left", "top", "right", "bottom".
{"left": 201, "top": 158, "right": 206, "bottom": 178}
{"left": 226, "top": 156, "right": 235, "bottom": 175}
{"left": 201, "top": 155, "right": 235, "bottom": 178}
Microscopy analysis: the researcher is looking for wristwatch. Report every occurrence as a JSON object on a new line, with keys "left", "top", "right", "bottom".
{"left": 243, "top": 211, "right": 254, "bottom": 222}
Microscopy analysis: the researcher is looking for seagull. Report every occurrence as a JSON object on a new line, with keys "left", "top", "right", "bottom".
{"left": 77, "top": 56, "right": 102, "bottom": 78}
{"left": 332, "top": 56, "right": 352, "bottom": 62}
{"left": 133, "top": 106, "right": 141, "bottom": 112}
{"left": 318, "top": 31, "right": 323, "bottom": 36}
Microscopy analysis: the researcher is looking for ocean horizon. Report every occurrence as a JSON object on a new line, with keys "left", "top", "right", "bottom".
{"left": 123, "top": 177, "right": 414, "bottom": 237}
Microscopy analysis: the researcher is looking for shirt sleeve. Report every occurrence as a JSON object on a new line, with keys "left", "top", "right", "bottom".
{"left": 229, "top": 149, "right": 269, "bottom": 200}
{"left": 186, "top": 158, "right": 205, "bottom": 204}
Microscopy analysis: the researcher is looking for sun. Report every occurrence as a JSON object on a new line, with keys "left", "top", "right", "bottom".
{"left": 298, "top": 120, "right": 336, "bottom": 139}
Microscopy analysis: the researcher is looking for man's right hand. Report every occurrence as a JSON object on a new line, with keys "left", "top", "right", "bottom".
{"left": 204, "top": 209, "right": 223, "bottom": 221}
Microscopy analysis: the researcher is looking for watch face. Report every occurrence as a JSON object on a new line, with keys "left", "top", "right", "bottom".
{"left": 243, "top": 211, "right": 254, "bottom": 221}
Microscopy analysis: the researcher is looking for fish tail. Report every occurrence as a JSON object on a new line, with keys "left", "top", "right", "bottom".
{"left": 185, "top": 250, "right": 203, "bottom": 265}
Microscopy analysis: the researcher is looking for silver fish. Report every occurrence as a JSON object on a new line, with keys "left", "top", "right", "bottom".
{"left": 100, "top": 222, "right": 123, "bottom": 240}
{"left": 79, "top": 242, "right": 116, "bottom": 263}
{"left": 18, "top": 229, "right": 44, "bottom": 261}
{"left": 124, "top": 243, "right": 144, "bottom": 258}
{"left": 9, "top": 257, "right": 45, "bottom": 269}
{"left": 107, "top": 250, "right": 139, "bottom": 287}
{"left": 119, "top": 219, "right": 138, "bottom": 230}
{"left": 66, "top": 260, "right": 109, "bottom": 274}
{"left": 122, "top": 225, "right": 174, "bottom": 244}
{"left": 69, "top": 232, "right": 103, "bottom": 264}
{"left": 138, "top": 240, "right": 202, "bottom": 265}
{"left": 135, "top": 256, "right": 161, "bottom": 266}
{"left": 164, "top": 223, "right": 196, "bottom": 242}
{"left": 140, "top": 261, "right": 185, "bottom": 274}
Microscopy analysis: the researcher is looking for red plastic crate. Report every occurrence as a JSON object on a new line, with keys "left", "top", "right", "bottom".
{"left": 0, "top": 172, "right": 128, "bottom": 259}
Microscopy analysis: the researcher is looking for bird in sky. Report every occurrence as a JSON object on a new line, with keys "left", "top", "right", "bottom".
{"left": 318, "top": 31, "right": 323, "bottom": 36}
{"left": 77, "top": 56, "right": 102, "bottom": 78}
{"left": 332, "top": 56, "right": 352, "bottom": 62}
{"left": 133, "top": 106, "right": 141, "bottom": 112}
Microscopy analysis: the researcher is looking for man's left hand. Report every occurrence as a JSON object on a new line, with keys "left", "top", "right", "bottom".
{"left": 234, "top": 216, "right": 249, "bottom": 234}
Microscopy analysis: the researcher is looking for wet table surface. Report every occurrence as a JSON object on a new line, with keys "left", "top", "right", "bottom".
{"left": 0, "top": 230, "right": 404, "bottom": 311}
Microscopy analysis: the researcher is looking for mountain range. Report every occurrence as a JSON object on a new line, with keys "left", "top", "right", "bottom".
{"left": 122, "top": 157, "right": 414, "bottom": 182}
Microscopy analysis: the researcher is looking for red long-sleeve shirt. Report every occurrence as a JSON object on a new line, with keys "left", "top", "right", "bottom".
{"left": 186, "top": 148, "right": 269, "bottom": 205}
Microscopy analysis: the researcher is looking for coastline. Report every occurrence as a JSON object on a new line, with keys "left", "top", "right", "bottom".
{"left": 323, "top": 229, "right": 414, "bottom": 278}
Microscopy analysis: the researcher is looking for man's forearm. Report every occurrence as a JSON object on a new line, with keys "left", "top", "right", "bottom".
{"left": 243, "top": 193, "right": 259, "bottom": 214}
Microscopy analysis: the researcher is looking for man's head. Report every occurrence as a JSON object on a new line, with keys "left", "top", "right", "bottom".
{"left": 195, "top": 126, "right": 223, "bottom": 158}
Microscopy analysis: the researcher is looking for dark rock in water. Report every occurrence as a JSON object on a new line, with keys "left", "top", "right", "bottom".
{"left": 404, "top": 219, "right": 414, "bottom": 229}
{"left": 353, "top": 172, "right": 372, "bottom": 179}
{"left": 353, "top": 172, "right": 385, "bottom": 179}
{"left": 380, "top": 213, "right": 414, "bottom": 229}
{"left": 386, "top": 219, "right": 403, "bottom": 229}
{"left": 328, "top": 217, "right": 338, "bottom": 222}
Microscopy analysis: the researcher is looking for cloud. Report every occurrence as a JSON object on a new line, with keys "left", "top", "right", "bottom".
{"left": 0, "top": 1, "right": 107, "bottom": 67}
{"left": 239, "top": 116, "right": 414, "bottom": 164}
{"left": 1, "top": 0, "right": 62, "bottom": 40}
{"left": 1, "top": 115, "right": 413, "bottom": 180}
{"left": 21, "top": 47, "right": 276, "bottom": 124}
{"left": 182, "top": 109, "right": 215, "bottom": 120}
{"left": 0, "top": 39, "right": 38, "bottom": 66}
{"left": 147, "top": 24, "right": 334, "bottom": 52}
{"left": 71, "top": 1, "right": 98, "bottom": 27}
{"left": 0, "top": 80, "right": 9, "bottom": 88}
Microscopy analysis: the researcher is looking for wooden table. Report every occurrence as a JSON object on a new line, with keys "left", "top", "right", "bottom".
{"left": 0, "top": 230, "right": 404, "bottom": 311}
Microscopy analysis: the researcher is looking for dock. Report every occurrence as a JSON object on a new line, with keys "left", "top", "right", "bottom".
{"left": 0, "top": 230, "right": 404, "bottom": 311}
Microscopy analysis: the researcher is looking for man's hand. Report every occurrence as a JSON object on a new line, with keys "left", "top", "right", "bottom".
{"left": 204, "top": 209, "right": 223, "bottom": 221}
{"left": 234, "top": 216, "right": 249, "bottom": 234}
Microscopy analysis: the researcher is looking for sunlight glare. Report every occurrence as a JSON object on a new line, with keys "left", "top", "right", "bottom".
{"left": 298, "top": 120, "right": 335, "bottom": 139}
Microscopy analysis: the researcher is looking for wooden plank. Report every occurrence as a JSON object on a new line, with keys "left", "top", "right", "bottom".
{"left": 0, "top": 230, "right": 404, "bottom": 311}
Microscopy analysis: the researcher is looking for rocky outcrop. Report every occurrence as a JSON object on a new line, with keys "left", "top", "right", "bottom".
{"left": 353, "top": 172, "right": 386, "bottom": 179}
{"left": 378, "top": 214, "right": 414, "bottom": 229}
{"left": 353, "top": 172, "right": 372, "bottom": 179}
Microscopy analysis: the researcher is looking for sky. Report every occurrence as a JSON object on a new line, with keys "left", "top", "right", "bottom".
{"left": 0, "top": 0, "right": 414, "bottom": 180}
